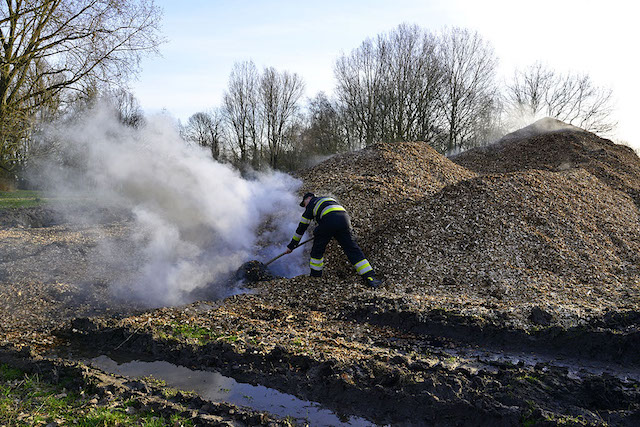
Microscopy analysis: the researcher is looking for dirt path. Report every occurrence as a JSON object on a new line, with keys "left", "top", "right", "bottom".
{"left": 1, "top": 209, "right": 639, "bottom": 425}
{"left": 58, "top": 285, "right": 640, "bottom": 426}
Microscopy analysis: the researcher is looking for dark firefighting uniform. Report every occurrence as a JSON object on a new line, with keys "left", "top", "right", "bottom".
{"left": 287, "top": 196, "right": 374, "bottom": 278}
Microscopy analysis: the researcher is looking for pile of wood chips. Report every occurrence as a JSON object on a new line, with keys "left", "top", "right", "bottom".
{"left": 453, "top": 118, "right": 640, "bottom": 208}
{"left": 295, "top": 120, "right": 640, "bottom": 321}
{"left": 295, "top": 141, "right": 476, "bottom": 235}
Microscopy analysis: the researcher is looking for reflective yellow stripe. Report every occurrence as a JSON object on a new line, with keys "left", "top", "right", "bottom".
{"left": 320, "top": 205, "right": 345, "bottom": 218}
{"left": 313, "top": 198, "right": 335, "bottom": 217}
{"left": 357, "top": 264, "right": 373, "bottom": 275}
{"left": 354, "top": 259, "right": 369, "bottom": 269}
{"left": 310, "top": 257, "right": 324, "bottom": 271}
{"left": 292, "top": 233, "right": 302, "bottom": 242}
{"left": 355, "top": 259, "right": 372, "bottom": 275}
{"left": 300, "top": 217, "right": 311, "bottom": 225}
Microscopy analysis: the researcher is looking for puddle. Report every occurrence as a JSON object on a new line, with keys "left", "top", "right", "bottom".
{"left": 446, "top": 347, "right": 640, "bottom": 382}
{"left": 87, "top": 356, "right": 375, "bottom": 426}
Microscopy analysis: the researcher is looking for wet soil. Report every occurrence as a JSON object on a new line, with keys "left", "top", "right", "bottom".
{"left": 86, "top": 355, "right": 371, "bottom": 426}
{"left": 1, "top": 215, "right": 639, "bottom": 425}
{"left": 55, "top": 284, "right": 640, "bottom": 426}
{"left": 0, "top": 347, "right": 290, "bottom": 426}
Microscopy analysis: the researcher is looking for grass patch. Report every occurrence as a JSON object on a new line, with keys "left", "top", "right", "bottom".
{"left": 224, "top": 334, "right": 239, "bottom": 343}
{"left": 290, "top": 338, "right": 309, "bottom": 354}
{"left": 0, "top": 190, "right": 47, "bottom": 208}
{"left": 141, "top": 375, "right": 194, "bottom": 399}
{"left": 0, "top": 363, "right": 194, "bottom": 426}
{"left": 74, "top": 407, "right": 193, "bottom": 426}
{"left": 159, "top": 323, "right": 250, "bottom": 349}
{"left": 171, "top": 323, "right": 215, "bottom": 344}
{"left": 0, "top": 364, "right": 23, "bottom": 381}
{"left": 515, "top": 374, "right": 550, "bottom": 390}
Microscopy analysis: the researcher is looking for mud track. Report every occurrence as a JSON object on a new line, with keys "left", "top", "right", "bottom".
{"left": 57, "top": 289, "right": 640, "bottom": 426}
{"left": 0, "top": 347, "right": 289, "bottom": 426}
{"left": 344, "top": 299, "right": 640, "bottom": 365}
{"left": 2, "top": 198, "right": 640, "bottom": 425}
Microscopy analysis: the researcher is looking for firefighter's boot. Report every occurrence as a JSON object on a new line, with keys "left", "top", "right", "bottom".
{"left": 364, "top": 275, "right": 382, "bottom": 289}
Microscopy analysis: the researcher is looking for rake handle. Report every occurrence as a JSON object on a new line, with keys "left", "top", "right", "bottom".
{"left": 264, "top": 237, "right": 315, "bottom": 266}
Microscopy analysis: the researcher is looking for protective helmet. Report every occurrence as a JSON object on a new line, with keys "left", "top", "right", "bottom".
{"left": 300, "top": 192, "right": 314, "bottom": 207}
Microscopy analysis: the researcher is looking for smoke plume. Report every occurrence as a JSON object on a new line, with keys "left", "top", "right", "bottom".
{"left": 34, "top": 105, "right": 307, "bottom": 306}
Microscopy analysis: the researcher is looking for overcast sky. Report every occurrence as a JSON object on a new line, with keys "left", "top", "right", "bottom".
{"left": 131, "top": 0, "right": 638, "bottom": 148}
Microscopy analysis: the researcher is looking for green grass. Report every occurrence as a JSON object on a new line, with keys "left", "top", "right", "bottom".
{"left": 171, "top": 323, "right": 215, "bottom": 343}
{"left": 290, "top": 338, "right": 308, "bottom": 354}
{"left": 0, "top": 364, "right": 22, "bottom": 381}
{"left": 515, "top": 374, "right": 551, "bottom": 390}
{"left": 0, "top": 363, "right": 194, "bottom": 426}
{"left": 158, "top": 323, "right": 249, "bottom": 348}
{"left": 0, "top": 190, "right": 46, "bottom": 208}
{"left": 142, "top": 375, "right": 196, "bottom": 399}
{"left": 168, "top": 322, "right": 244, "bottom": 345}
{"left": 224, "top": 334, "right": 239, "bottom": 343}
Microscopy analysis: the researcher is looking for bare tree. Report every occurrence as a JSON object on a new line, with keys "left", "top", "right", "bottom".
{"left": 304, "top": 92, "right": 344, "bottom": 155}
{"left": 222, "top": 61, "right": 261, "bottom": 168}
{"left": 0, "top": 0, "right": 163, "bottom": 172}
{"left": 334, "top": 24, "right": 446, "bottom": 149}
{"left": 437, "top": 27, "right": 500, "bottom": 152}
{"left": 275, "top": 110, "right": 306, "bottom": 172}
{"left": 109, "top": 88, "right": 144, "bottom": 128}
{"left": 334, "top": 36, "right": 385, "bottom": 148}
{"left": 260, "top": 67, "right": 304, "bottom": 169}
{"left": 506, "top": 62, "right": 616, "bottom": 134}
{"left": 507, "top": 62, "right": 553, "bottom": 118}
{"left": 382, "top": 24, "right": 443, "bottom": 143}
{"left": 182, "top": 110, "right": 224, "bottom": 160}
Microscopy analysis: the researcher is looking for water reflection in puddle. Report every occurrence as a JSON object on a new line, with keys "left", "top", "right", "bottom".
{"left": 88, "top": 356, "right": 375, "bottom": 426}
{"left": 446, "top": 348, "right": 640, "bottom": 382}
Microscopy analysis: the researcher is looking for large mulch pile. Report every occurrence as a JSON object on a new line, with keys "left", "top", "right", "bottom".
{"left": 365, "top": 169, "right": 640, "bottom": 320}
{"left": 295, "top": 141, "right": 476, "bottom": 234}
{"left": 453, "top": 117, "right": 640, "bottom": 208}
{"left": 295, "top": 119, "right": 640, "bottom": 322}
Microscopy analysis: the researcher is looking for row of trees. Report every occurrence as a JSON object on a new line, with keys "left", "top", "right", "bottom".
{"left": 180, "top": 62, "right": 305, "bottom": 171}
{"left": 0, "top": 0, "right": 162, "bottom": 180}
{"left": 182, "top": 24, "right": 616, "bottom": 171}
{"left": 0, "top": 3, "right": 616, "bottom": 179}
{"left": 333, "top": 25, "right": 499, "bottom": 153}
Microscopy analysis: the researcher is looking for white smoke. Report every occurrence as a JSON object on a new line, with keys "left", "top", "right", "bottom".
{"left": 34, "top": 105, "right": 307, "bottom": 306}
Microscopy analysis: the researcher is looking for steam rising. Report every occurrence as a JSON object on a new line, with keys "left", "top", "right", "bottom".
{"left": 500, "top": 116, "right": 585, "bottom": 142}
{"left": 35, "top": 106, "right": 306, "bottom": 306}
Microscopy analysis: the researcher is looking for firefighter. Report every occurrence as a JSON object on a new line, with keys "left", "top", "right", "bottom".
{"left": 285, "top": 192, "right": 382, "bottom": 288}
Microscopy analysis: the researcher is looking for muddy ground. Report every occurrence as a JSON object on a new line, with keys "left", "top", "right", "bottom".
{"left": 1, "top": 207, "right": 639, "bottom": 426}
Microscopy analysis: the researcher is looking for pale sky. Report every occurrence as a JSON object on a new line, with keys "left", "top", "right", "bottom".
{"left": 132, "top": 0, "right": 638, "bottom": 148}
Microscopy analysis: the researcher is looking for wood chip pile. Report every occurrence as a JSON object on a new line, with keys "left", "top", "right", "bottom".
{"left": 295, "top": 120, "right": 640, "bottom": 318}
{"left": 366, "top": 169, "right": 640, "bottom": 316}
{"left": 295, "top": 141, "right": 476, "bottom": 235}
{"left": 453, "top": 117, "right": 640, "bottom": 208}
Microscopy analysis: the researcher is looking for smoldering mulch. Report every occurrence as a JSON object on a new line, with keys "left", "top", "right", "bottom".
{"left": 0, "top": 217, "right": 143, "bottom": 351}
{"left": 2, "top": 120, "right": 640, "bottom": 424}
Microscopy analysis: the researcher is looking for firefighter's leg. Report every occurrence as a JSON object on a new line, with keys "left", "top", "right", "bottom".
{"left": 333, "top": 215, "right": 375, "bottom": 278}
{"left": 309, "top": 223, "right": 331, "bottom": 277}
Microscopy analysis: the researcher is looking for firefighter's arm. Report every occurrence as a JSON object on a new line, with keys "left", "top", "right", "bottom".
{"left": 287, "top": 213, "right": 312, "bottom": 250}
